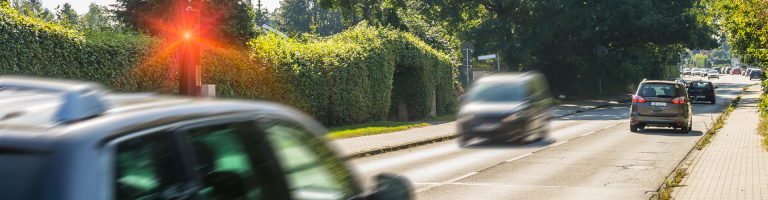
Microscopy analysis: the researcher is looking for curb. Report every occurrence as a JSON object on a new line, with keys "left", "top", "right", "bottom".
{"left": 341, "top": 96, "right": 632, "bottom": 160}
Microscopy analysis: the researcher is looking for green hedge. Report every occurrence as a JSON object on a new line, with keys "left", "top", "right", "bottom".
{"left": 250, "top": 24, "right": 457, "bottom": 125}
{"left": 0, "top": 4, "right": 457, "bottom": 126}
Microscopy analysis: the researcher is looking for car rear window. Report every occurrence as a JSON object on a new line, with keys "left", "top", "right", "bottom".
{"left": 0, "top": 150, "right": 47, "bottom": 200}
{"left": 691, "top": 82, "right": 712, "bottom": 89}
{"left": 637, "top": 84, "right": 682, "bottom": 97}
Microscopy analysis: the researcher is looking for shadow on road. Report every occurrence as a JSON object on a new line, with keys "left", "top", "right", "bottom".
{"left": 459, "top": 137, "right": 557, "bottom": 149}
{"left": 633, "top": 129, "right": 704, "bottom": 137}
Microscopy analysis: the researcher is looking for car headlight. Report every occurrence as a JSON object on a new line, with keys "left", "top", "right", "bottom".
{"left": 502, "top": 112, "right": 522, "bottom": 123}
{"left": 457, "top": 114, "right": 474, "bottom": 122}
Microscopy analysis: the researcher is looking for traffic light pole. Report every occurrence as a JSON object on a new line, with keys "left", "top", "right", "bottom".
{"left": 179, "top": 8, "right": 201, "bottom": 96}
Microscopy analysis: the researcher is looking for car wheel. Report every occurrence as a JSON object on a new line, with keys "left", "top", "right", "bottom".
{"left": 630, "top": 125, "right": 638, "bottom": 132}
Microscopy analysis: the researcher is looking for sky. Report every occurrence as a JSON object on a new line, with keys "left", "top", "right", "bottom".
{"left": 41, "top": 0, "right": 281, "bottom": 15}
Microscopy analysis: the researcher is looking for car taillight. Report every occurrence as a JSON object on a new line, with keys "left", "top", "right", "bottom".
{"left": 671, "top": 97, "right": 685, "bottom": 104}
{"left": 632, "top": 95, "right": 646, "bottom": 103}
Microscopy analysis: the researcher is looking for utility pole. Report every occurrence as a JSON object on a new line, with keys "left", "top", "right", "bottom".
{"left": 179, "top": 7, "right": 201, "bottom": 96}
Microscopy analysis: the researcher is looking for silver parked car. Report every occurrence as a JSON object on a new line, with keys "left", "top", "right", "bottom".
{"left": 707, "top": 69, "right": 719, "bottom": 79}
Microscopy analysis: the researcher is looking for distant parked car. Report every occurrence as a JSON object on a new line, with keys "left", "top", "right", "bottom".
{"left": 714, "top": 67, "right": 721, "bottom": 73}
{"left": 731, "top": 68, "right": 742, "bottom": 75}
{"left": 744, "top": 68, "right": 753, "bottom": 76}
{"left": 724, "top": 67, "right": 732, "bottom": 74}
{"left": 707, "top": 69, "right": 719, "bottom": 79}
{"left": 749, "top": 69, "right": 762, "bottom": 80}
{"left": 630, "top": 79, "right": 692, "bottom": 133}
{"left": 683, "top": 68, "right": 692, "bottom": 76}
{"left": 457, "top": 72, "right": 553, "bottom": 146}
{"left": 687, "top": 80, "right": 718, "bottom": 104}
{"left": 692, "top": 69, "right": 702, "bottom": 76}
{"left": 701, "top": 70, "right": 709, "bottom": 77}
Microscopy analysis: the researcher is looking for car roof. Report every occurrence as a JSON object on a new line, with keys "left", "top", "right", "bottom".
{"left": 642, "top": 80, "right": 682, "bottom": 84}
{"left": 0, "top": 76, "right": 314, "bottom": 151}
{"left": 472, "top": 71, "right": 542, "bottom": 84}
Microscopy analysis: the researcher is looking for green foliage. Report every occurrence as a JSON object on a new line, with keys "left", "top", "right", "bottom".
{"left": 421, "top": 0, "right": 718, "bottom": 97}
{"left": 318, "top": 0, "right": 406, "bottom": 28}
{"left": 250, "top": 24, "right": 457, "bottom": 125}
{"left": 703, "top": 0, "right": 768, "bottom": 66}
{"left": 0, "top": 3, "right": 155, "bottom": 86}
{"left": 112, "top": 0, "right": 258, "bottom": 45}
{"left": 276, "top": 0, "right": 345, "bottom": 37}
{"left": 325, "top": 121, "right": 430, "bottom": 140}
{"left": 0, "top": 3, "right": 456, "bottom": 126}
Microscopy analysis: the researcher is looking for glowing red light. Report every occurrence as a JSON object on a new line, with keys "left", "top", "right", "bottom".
{"left": 670, "top": 97, "right": 685, "bottom": 104}
{"left": 632, "top": 95, "right": 647, "bottom": 103}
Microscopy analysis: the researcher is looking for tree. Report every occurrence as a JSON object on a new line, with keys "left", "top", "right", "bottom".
{"left": 276, "top": 0, "right": 344, "bottom": 36}
{"left": 317, "top": 0, "right": 406, "bottom": 28}
{"left": 112, "top": 0, "right": 258, "bottom": 45}
{"left": 703, "top": 0, "right": 768, "bottom": 66}
{"left": 80, "top": 3, "right": 114, "bottom": 31}
{"left": 57, "top": 3, "right": 78, "bottom": 25}
{"left": 419, "top": 0, "right": 718, "bottom": 96}
{"left": 11, "top": 0, "right": 42, "bottom": 16}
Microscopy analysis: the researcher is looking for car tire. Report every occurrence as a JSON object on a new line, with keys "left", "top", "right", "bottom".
{"left": 688, "top": 120, "right": 693, "bottom": 132}
{"left": 630, "top": 125, "right": 638, "bottom": 132}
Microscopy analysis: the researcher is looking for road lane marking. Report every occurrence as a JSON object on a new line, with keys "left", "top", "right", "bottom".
{"left": 505, "top": 153, "right": 533, "bottom": 162}
{"left": 581, "top": 121, "right": 626, "bottom": 136}
{"left": 550, "top": 141, "right": 568, "bottom": 147}
{"left": 414, "top": 171, "right": 479, "bottom": 193}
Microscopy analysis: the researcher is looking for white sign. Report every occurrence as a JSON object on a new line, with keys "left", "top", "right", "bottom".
{"left": 478, "top": 54, "right": 498, "bottom": 60}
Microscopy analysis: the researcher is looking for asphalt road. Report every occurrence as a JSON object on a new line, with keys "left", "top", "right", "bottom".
{"left": 349, "top": 75, "right": 759, "bottom": 200}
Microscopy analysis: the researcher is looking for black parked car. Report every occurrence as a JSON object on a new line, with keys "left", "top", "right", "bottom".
{"left": 749, "top": 69, "right": 762, "bottom": 80}
{"left": 687, "top": 80, "right": 718, "bottom": 104}
{"left": 0, "top": 76, "right": 412, "bottom": 200}
{"left": 457, "top": 72, "right": 553, "bottom": 146}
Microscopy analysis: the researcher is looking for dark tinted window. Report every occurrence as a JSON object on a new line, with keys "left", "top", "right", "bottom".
{"left": 465, "top": 83, "right": 525, "bottom": 102}
{"left": 0, "top": 149, "right": 46, "bottom": 200}
{"left": 691, "top": 82, "right": 713, "bottom": 89}
{"left": 186, "top": 122, "right": 268, "bottom": 200}
{"left": 115, "top": 132, "right": 183, "bottom": 200}
{"left": 637, "top": 84, "right": 682, "bottom": 97}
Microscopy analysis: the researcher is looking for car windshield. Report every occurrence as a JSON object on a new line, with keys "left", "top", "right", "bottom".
{"left": 637, "top": 84, "right": 680, "bottom": 98}
{"left": 465, "top": 83, "right": 525, "bottom": 102}
{"left": 684, "top": 68, "right": 691, "bottom": 71}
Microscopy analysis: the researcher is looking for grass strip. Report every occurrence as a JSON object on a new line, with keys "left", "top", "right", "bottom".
{"left": 695, "top": 95, "right": 741, "bottom": 150}
{"left": 325, "top": 121, "right": 431, "bottom": 140}
{"left": 654, "top": 168, "right": 688, "bottom": 200}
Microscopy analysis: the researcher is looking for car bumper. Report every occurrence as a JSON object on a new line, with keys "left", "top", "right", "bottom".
{"left": 630, "top": 113, "right": 688, "bottom": 127}
{"left": 689, "top": 94, "right": 715, "bottom": 101}
{"left": 458, "top": 118, "right": 527, "bottom": 139}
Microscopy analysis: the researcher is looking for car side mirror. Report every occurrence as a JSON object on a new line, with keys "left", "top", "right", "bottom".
{"left": 356, "top": 173, "right": 414, "bottom": 200}
{"left": 715, "top": 86, "right": 719, "bottom": 89}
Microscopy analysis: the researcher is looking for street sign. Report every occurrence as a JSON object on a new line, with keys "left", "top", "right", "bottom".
{"left": 478, "top": 54, "right": 497, "bottom": 60}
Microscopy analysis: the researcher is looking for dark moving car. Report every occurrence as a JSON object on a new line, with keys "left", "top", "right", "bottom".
{"left": 749, "top": 69, "right": 762, "bottom": 80}
{"left": 457, "top": 72, "right": 553, "bottom": 146}
{"left": 629, "top": 79, "right": 693, "bottom": 133}
{"left": 687, "top": 80, "right": 718, "bottom": 104}
{"left": 0, "top": 76, "right": 413, "bottom": 200}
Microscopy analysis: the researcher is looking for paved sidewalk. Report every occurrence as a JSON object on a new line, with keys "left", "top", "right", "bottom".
{"left": 330, "top": 94, "right": 632, "bottom": 158}
{"left": 673, "top": 85, "right": 767, "bottom": 199}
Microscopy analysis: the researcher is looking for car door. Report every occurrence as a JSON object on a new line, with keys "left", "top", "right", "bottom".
{"left": 175, "top": 117, "right": 293, "bottom": 200}
{"left": 257, "top": 116, "right": 361, "bottom": 200}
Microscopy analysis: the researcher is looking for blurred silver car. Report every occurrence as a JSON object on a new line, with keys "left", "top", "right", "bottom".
{"left": 457, "top": 72, "right": 553, "bottom": 146}
{"left": 707, "top": 70, "right": 719, "bottom": 79}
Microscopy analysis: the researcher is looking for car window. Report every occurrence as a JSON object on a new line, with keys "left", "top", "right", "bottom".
{"left": 260, "top": 119, "right": 356, "bottom": 200}
{"left": 637, "top": 84, "right": 681, "bottom": 97}
{"left": 115, "top": 132, "right": 184, "bottom": 200}
{"left": 691, "top": 82, "right": 712, "bottom": 89}
{"left": 185, "top": 122, "right": 268, "bottom": 200}
{"left": 0, "top": 148, "right": 47, "bottom": 200}
{"left": 465, "top": 83, "right": 525, "bottom": 102}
